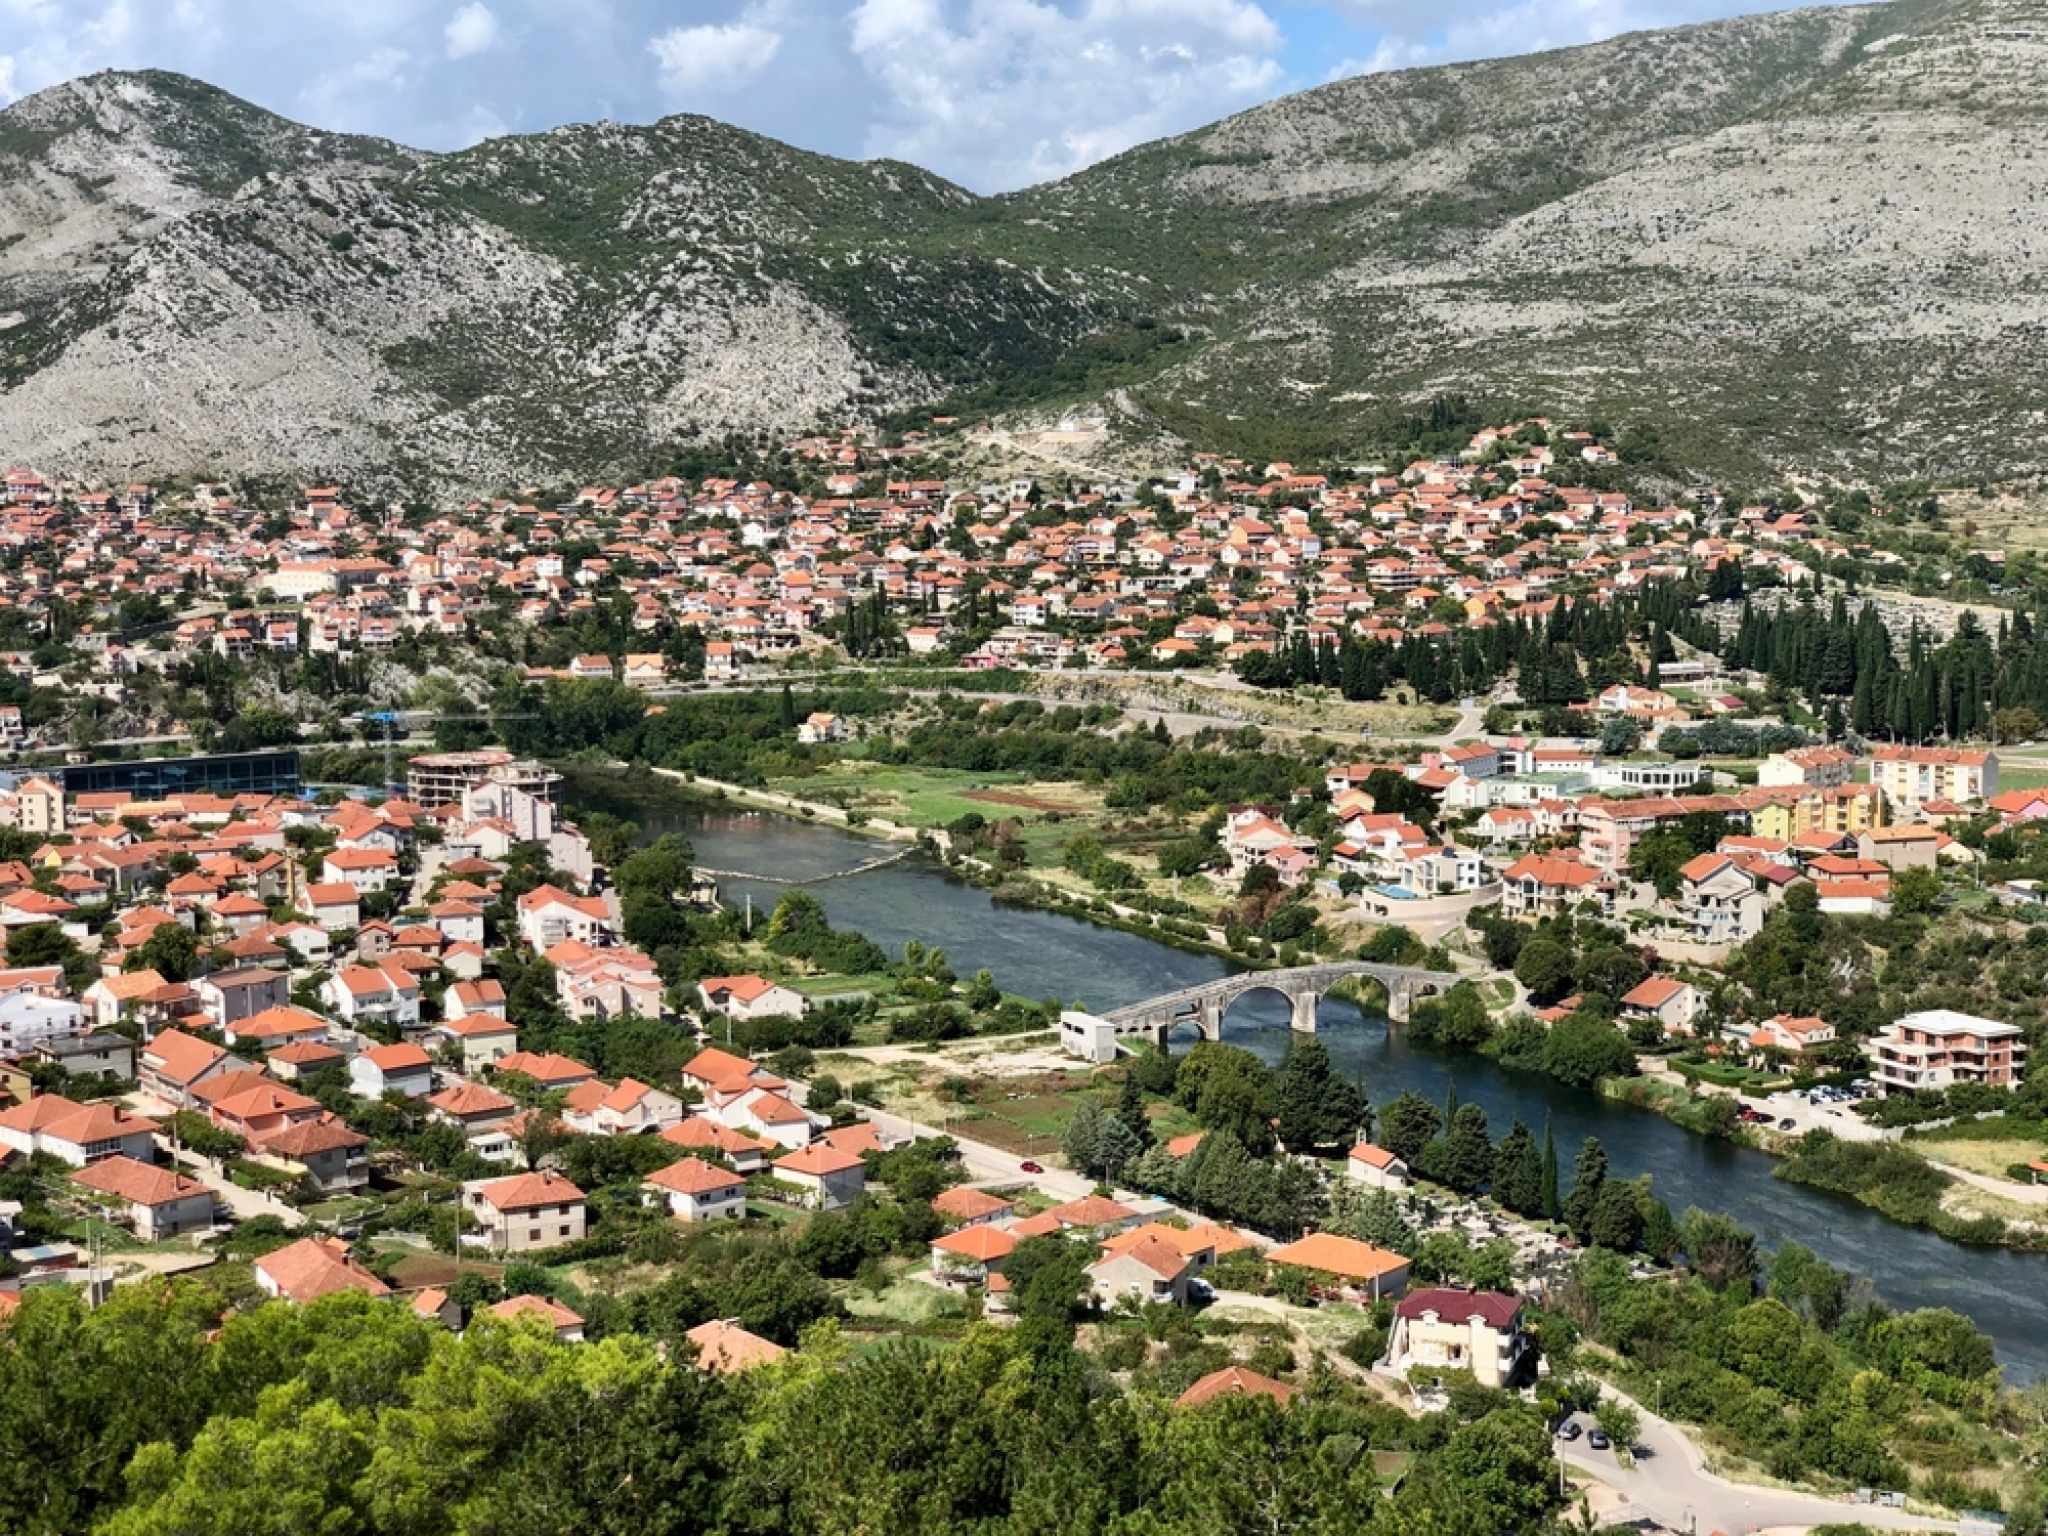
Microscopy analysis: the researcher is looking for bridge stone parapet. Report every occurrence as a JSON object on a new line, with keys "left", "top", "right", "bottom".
{"left": 1101, "top": 962, "right": 1451, "bottom": 1047}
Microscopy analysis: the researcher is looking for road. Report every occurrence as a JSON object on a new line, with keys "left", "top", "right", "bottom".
{"left": 860, "top": 1107, "right": 1103, "bottom": 1205}
{"left": 1560, "top": 1391, "right": 1956, "bottom": 1534}
{"left": 154, "top": 1140, "right": 307, "bottom": 1228}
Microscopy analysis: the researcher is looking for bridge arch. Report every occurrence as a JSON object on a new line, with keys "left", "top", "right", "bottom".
{"left": 1101, "top": 961, "right": 1456, "bottom": 1050}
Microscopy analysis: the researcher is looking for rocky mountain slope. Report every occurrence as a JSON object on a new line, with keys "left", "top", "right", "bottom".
{"left": 2, "top": 0, "right": 2046, "bottom": 491}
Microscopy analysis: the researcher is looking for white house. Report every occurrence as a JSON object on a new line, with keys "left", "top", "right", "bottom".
{"left": 349, "top": 1041, "right": 435, "bottom": 1098}
{"left": 771, "top": 1142, "right": 867, "bottom": 1209}
{"left": 645, "top": 1157, "right": 748, "bottom": 1222}
{"left": 1346, "top": 1142, "right": 1410, "bottom": 1190}
{"left": 323, "top": 966, "right": 422, "bottom": 1031}
{"left": 696, "top": 974, "right": 806, "bottom": 1021}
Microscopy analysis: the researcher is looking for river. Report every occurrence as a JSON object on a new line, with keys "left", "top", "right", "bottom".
{"left": 580, "top": 776, "right": 2048, "bottom": 1381}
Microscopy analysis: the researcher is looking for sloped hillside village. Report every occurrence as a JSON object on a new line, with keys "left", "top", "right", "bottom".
{"left": 5, "top": 413, "right": 2048, "bottom": 1533}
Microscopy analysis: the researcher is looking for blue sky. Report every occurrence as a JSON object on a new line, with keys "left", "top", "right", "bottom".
{"left": 0, "top": 0, "right": 1801, "bottom": 192}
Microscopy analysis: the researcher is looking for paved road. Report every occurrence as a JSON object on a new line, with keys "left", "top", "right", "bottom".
{"left": 861, "top": 1107, "right": 1101, "bottom": 1205}
{"left": 158, "top": 1142, "right": 307, "bottom": 1229}
{"left": 1561, "top": 1391, "right": 1955, "bottom": 1534}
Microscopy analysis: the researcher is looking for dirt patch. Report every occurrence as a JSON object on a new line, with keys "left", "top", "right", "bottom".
{"left": 964, "top": 788, "right": 1071, "bottom": 813}
{"left": 387, "top": 1253, "right": 500, "bottom": 1289}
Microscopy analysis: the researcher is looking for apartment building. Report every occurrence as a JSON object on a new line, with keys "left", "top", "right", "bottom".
{"left": 1870, "top": 746, "right": 1997, "bottom": 808}
{"left": 1868, "top": 1009, "right": 2027, "bottom": 1096}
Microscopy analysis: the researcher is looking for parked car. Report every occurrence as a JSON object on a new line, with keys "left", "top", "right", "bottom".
{"left": 1020, "top": 1160, "right": 1044, "bottom": 1174}
{"left": 1779, "top": 1117, "right": 1797, "bottom": 1130}
{"left": 1557, "top": 1420, "right": 1582, "bottom": 1442}
{"left": 1588, "top": 1429, "right": 1611, "bottom": 1450}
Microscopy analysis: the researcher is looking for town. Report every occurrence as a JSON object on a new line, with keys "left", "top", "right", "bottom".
{"left": 2, "top": 418, "right": 2047, "bottom": 1536}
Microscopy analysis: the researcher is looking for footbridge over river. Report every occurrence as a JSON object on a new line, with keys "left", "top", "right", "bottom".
{"left": 1102, "top": 962, "right": 1453, "bottom": 1046}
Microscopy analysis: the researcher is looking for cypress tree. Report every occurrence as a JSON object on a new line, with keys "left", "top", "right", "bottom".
{"left": 1540, "top": 1115, "right": 1561, "bottom": 1221}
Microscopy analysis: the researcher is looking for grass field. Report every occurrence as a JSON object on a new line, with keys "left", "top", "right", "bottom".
{"left": 1911, "top": 1136, "right": 2048, "bottom": 1180}
{"left": 1996, "top": 761, "right": 2048, "bottom": 792}
{"left": 772, "top": 764, "right": 1099, "bottom": 831}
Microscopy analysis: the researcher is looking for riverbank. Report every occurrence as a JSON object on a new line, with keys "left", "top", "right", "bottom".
{"left": 574, "top": 760, "right": 1268, "bottom": 971}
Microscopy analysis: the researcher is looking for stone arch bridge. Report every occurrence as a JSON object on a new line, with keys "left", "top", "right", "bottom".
{"left": 1101, "top": 962, "right": 1453, "bottom": 1047}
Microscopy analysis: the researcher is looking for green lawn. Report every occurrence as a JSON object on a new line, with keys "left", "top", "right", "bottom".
{"left": 1997, "top": 762, "right": 2048, "bottom": 792}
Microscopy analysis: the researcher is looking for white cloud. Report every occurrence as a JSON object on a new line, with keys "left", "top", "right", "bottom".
{"left": 647, "top": 5, "right": 784, "bottom": 100}
{"left": 300, "top": 45, "right": 412, "bottom": 113}
{"left": 847, "top": 0, "right": 1285, "bottom": 192}
{"left": 444, "top": 1, "right": 501, "bottom": 59}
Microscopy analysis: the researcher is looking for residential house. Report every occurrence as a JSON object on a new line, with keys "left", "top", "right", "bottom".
{"left": 930, "top": 1223, "right": 1017, "bottom": 1286}
{"left": 1749, "top": 1013, "right": 1836, "bottom": 1055}
{"left": 350, "top": 1042, "right": 434, "bottom": 1098}
{"left": 254, "top": 1115, "right": 371, "bottom": 1195}
{"left": 561, "top": 1076, "right": 684, "bottom": 1136}
{"left": 1500, "top": 854, "right": 1613, "bottom": 920}
{"left": 1675, "top": 853, "right": 1766, "bottom": 945}
{"left": 645, "top": 1157, "right": 748, "bottom": 1222}
{"left": 1086, "top": 1232, "right": 1193, "bottom": 1307}
{"left": 0, "top": 1096, "right": 158, "bottom": 1165}
{"left": 323, "top": 966, "right": 422, "bottom": 1032}
{"left": 696, "top": 974, "right": 806, "bottom": 1020}
{"left": 1382, "top": 1287, "right": 1531, "bottom": 1389}
{"left": 71, "top": 1156, "right": 217, "bottom": 1240}
{"left": 194, "top": 967, "right": 291, "bottom": 1031}
{"left": 466, "top": 1171, "right": 588, "bottom": 1254}
{"left": 515, "top": 885, "right": 616, "bottom": 949}
{"left": 1619, "top": 976, "right": 1703, "bottom": 1037}
{"left": 684, "top": 1318, "right": 786, "bottom": 1374}
{"left": 487, "top": 1293, "right": 585, "bottom": 1342}
{"left": 771, "top": 1142, "right": 867, "bottom": 1209}
{"left": 254, "top": 1236, "right": 390, "bottom": 1303}
{"left": 434, "top": 1014, "right": 519, "bottom": 1074}
{"left": 139, "top": 1029, "right": 251, "bottom": 1107}
{"left": 1263, "top": 1232, "right": 1411, "bottom": 1301}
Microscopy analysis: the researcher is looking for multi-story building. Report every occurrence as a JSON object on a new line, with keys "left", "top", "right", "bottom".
{"left": 1870, "top": 746, "right": 1997, "bottom": 808}
{"left": 466, "top": 1170, "right": 587, "bottom": 1254}
{"left": 1382, "top": 1287, "right": 1531, "bottom": 1390}
{"left": 1867, "top": 1009, "right": 2027, "bottom": 1096}
{"left": 1757, "top": 746, "right": 1857, "bottom": 790}
{"left": 407, "top": 750, "right": 561, "bottom": 808}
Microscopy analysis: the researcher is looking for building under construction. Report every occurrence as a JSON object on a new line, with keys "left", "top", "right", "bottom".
{"left": 406, "top": 750, "right": 561, "bottom": 809}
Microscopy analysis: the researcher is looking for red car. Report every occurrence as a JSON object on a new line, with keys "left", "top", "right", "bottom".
{"left": 1020, "top": 1160, "right": 1045, "bottom": 1174}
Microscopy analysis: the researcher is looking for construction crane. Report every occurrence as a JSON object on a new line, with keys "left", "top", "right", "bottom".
{"left": 357, "top": 709, "right": 541, "bottom": 794}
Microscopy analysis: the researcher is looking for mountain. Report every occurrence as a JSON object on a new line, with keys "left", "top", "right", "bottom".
{"left": 2, "top": 0, "right": 2046, "bottom": 492}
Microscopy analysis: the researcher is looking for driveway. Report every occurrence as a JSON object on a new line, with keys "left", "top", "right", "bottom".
{"left": 1560, "top": 1390, "right": 1955, "bottom": 1534}
{"left": 157, "top": 1142, "right": 307, "bottom": 1229}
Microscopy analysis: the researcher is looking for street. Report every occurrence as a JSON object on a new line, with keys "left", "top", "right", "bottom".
{"left": 1559, "top": 1392, "right": 1956, "bottom": 1534}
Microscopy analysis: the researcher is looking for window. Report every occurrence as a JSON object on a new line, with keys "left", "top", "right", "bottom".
{"left": 528, "top": 1229, "right": 541, "bottom": 1243}
{"left": 559, "top": 1225, "right": 570, "bottom": 1237}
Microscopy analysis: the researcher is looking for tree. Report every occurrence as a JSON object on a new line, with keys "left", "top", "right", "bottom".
{"left": 1594, "top": 1397, "right": 1641, "bottom": 1448}
{"left": 1351, "top": 1188, "right": 1417, "bottom": 1254}
{"left": 1273, "top": 1038, "right": 1366, "bottom": 1152}
{"left": 1540, "top": 1117, "right": 1561, "bottom": 1220}
{"left": 1891, "top": 864, "right": 1942, "bottom": 917}
{"left": 1061, "top": 1099, "right": 1107, "bottom": 1177}
{"left": 6, "top": 922, "right": 96, "bottom": 995}
{"left": 126, "top": 921, "right": 202, "bottom": 983}
{"left": 1378, "top": 1091, "right": 1442, "bottom": 1167}
{"left": 1437, "top": 1102, "right": 1494, "bottom": 1194}
{"left": 1514, "top": 939, "right": 1575, "bottom": 1004}
{"left": 1678, "top": 1207, "right": 1758, "bottom": 1291}
{"left": 1561, "top": 1138, "right": 1608, "bottom": 1242}
{"left": 1542, "top": 1012, "right": 1637, "bottom": 1090}
{"left": 1490, "top": 1120, "right": 1545, "bottom": 1218}
{"left": 1116, "top": 1068, "right": 1153, "bottom": 1151}
{"left": 1587, "top": 1183, "right": 1644, "bottom": 1252}
{"left": 1094, "top": 1115, "right": 1144, "bottom": 1183}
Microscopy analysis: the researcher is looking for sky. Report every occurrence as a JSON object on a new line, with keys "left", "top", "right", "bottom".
{"left": 0, "top": 0, "right": 1806, "bottom": 193}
